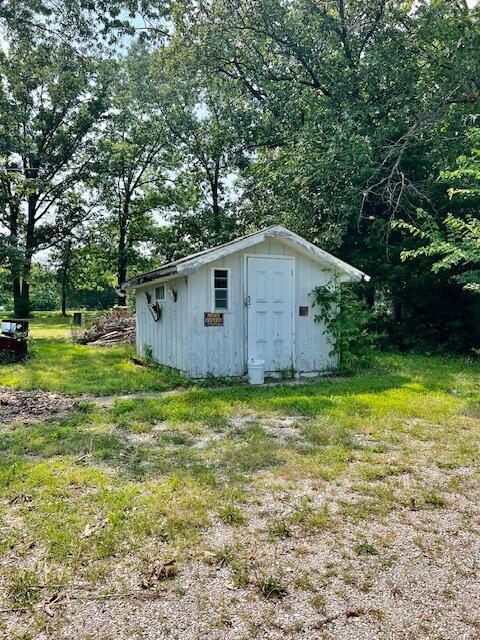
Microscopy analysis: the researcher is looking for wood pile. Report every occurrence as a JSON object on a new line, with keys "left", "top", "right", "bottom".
{"left": 74, "top": 308, "right": 136, "bottom": 347}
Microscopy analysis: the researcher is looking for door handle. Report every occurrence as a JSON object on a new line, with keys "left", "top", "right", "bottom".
{"left": 245, "top": 295, "right": 251, "bottom": 306}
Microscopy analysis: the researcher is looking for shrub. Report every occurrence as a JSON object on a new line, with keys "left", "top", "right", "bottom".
{"left": 310, "top": 283, "right": 375, "bottom": 372}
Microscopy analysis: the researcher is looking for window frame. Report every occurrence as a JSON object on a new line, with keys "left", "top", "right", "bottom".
{"left": 154, "top": 284, "right": 166, "bottom": 302}
{"left": 211, "top": 267, "right": 230, "bottom": 312}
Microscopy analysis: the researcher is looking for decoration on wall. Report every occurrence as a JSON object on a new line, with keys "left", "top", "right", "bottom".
{"left": 145, "top": 291, "right": 162, "bottom": 322}
{"left": 167, "top": 286, "right": 177, "bottom": 302}
{"left": 148, "top": 302, "right": 162, "bottom": 322}
{"left": 299, "top": 306, "right": 309, "bottom": 316}
{"left": 204, "top": 312, "right": 224, "bottom": 327}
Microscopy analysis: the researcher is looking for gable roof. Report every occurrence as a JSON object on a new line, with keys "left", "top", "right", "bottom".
{"left": 123, "top": 224, "right": 370, "bottom": 288}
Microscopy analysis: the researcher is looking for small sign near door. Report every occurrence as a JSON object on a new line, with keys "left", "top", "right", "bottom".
{"left": 204, "top": 312, "right": 224, "bottom": 327}
{"left": 299, "top": 306, "right": 309, "bottom": 317}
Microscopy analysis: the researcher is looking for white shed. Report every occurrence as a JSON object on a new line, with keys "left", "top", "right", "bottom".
{"left": 124, "top": 225, "right": 369, "bottom": 379}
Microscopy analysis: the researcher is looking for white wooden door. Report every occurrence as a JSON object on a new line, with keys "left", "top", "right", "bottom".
{"left": 247, "top": 256, "right": 294, "bottom": 372}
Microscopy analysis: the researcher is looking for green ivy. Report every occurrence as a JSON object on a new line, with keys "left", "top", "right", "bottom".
{"left": 310, "top": 284, "right": 374, "bottom": 373}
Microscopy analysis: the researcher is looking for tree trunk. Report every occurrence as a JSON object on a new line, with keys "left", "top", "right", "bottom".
{"left": 61, "top": 288, "right": 67, "bottom": 316}
{"left": 211, "top": 162, "right": 221, "bottom": 236}
{"left": 17, "top": 194, "right": 37, "bottom": 317}
{"left": 12, "top": 276, "right": 21, "bottom": 315}
{"left": 14, "top": 171, "right": 38, "bottom": 318}
{"left": 366, "top": 287, "right": 375, "bottom": 309}
{"left": 60, "top": 240, "right": 72, "bottom": 316}
{"left": 61, "top": 263, "right": 67, "bottom": 316}
{"left": 393, "top": 300, "right": 402, "bottom": 324}
{"left": 117, "top": 199, "right": 129, "bottom": 307}
{"left": 8, "top": 196, "right": 22, "bottom": 317}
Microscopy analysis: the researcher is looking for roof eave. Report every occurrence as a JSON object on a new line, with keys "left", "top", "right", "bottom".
{"left": 266, "top": 227, "right": 370, "bottom": 283}
{"left": 123, "top": 265, "right": 178, "bottom": 289}
{"left": 123, "top": 224, "right": 370, "bottom": 288}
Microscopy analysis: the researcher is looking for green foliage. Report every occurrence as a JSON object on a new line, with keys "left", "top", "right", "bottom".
{"left": 267, "top": 520, "right": 291, "bottom": 540}
{"left": 0, "top": 29, "right": 113, "bottom": 316}
{"left": 142, "top": 344, "right": 156, "bottom": 366}
{"left": 354, "top": 540, "right": 378, "bottom": 556}
{"left": 6, "top": 569, "right": 41, "bottom": 608}
{"left": 396, "top": 131, "right": 480, "bottom": 294}
{"left": 257, "top": 575, "right": 288, "bottom": 599}
{"left": 167, "top": 0, "right": 480, "bottom": 353}
{"left": 218, "top": 504, "right": 246, "bottom": 526}
{"left": 92, "top": 44, "right": 177, "bottom": 300}
{"left": 30, "top": 264, "right": 59, "bottom": 311}
{"left": 2, "top": 0, "right": 480, "bottom": 350}
{"left": 311, "top": 284, "right": 374, "bottom": 371}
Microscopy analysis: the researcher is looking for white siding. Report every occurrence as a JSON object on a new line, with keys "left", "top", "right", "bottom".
{"left": 135, "top": 237, "right": 340, "bottom": 378}
{"left": 183, "top": 238, "right": 338, "bottom": 377}
{"left": 135, "top": 276, "right": 189, "bottom": 371}
{"left": 294, "top": 252, "right": 338, "bottom": 372}
{"left": 187, "top": 251, "right": 245, "bottom": 377}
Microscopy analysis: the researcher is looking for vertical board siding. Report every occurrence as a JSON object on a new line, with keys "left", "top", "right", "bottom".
{"left": 135, "top": 238, "right": 339, "bottom": 379}
{"left": 135, "top": 276, "right": 189, "bottom": 372}
{"left": 294, "top": 254, "right": 336, "bottom": 372}
{"left": 188, "top": 251, "right": 244, "bottom": 377}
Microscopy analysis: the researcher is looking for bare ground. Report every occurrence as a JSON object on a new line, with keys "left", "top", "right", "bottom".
{"left": 0, "top": 388, "right": 79, "bottom": 424}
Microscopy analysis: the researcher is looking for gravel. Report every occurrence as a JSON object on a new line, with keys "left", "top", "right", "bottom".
{"left": 2, "top": 411, "right": 479, "bottom": 639}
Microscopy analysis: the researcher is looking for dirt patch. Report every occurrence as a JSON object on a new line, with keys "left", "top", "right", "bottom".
{"left": 0, "top": 388, "right": 79, "bottom": 424}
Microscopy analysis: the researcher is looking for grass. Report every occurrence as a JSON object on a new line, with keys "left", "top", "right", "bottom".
{"left": 257, "top": 575, "right": 288, "bottom": 598}
{"left": 0, "top": 311, "right": 189, "bottom": 395}
{"left": 0, "top": 313, "right": 479, "bottom": 636}
{"left": 354, "top": 540, "right": 378, "bottom": 556}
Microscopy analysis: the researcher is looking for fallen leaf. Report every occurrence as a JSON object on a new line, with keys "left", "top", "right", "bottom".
{"left": 140, "top": 558, "right": 178, "bottom": 588}
{"left": 346, "top": 608, "right": 364, "bottom": 618}
{"left": 83, "top": 523, "right": 98, "bottom": 537}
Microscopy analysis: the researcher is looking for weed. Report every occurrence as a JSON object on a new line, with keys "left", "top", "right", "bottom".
{"left": 354, "top": 540, "right": 378, "bottom": 556}
{"left": 436, "top": 461, "right": 459, "bottom": 470}
{"left": 6, "top": 570, "right": 41, "bottom": 608}
{"left": 291, "top": 499, "right": 331, "bottom": 532}
{"left": 142, "top": 344, "right": 156, "bottom": 365}
{"left": 198, "top": 372, "right": 236, "bottom": 388}
{"left": 310, "top": 593, "right": 327, "bottom": 614}
{"left": 423, "top": 492, "right": 447, "bottom": 508}
{"left": 257, "top": 575, "right": 288, "bottom": 598}
{"left": 277, "top": 362, "right": 297, "bottom": 381}
{"left": 219, "top": 504, "right": 246, "bottom": 526}
{"left": 267, "top": 520, "right": 291, "bottom": 540}
{"left": 230, "top": 560, "right": 250, "bottom": 588}
{"left": 206, "top": 543, "right": 237, "bottom": 567}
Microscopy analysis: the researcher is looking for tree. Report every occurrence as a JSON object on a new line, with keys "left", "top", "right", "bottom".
{"left": 396, "top": 131, "right": 480, "bottom": 294}
{"left": 0, "top": 36, "right": 112, "bottom": 316}
{"left": 165, "top": 0, "right": 480, "bottom": 351}
{"left": 150, "top": 45, "right": 254, "bottom": 247}
{"left": 93, "top": 45, "right": 175, "bottom": 305}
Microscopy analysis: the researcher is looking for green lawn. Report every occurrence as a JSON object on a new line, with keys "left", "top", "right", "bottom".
{"left": 26, "top": 311, "right": 101, "bottom": 339}
{"left": 0, "top": 311, "right": 188, "bottom": 395}
{"left": 1, "top": 314, "right": 479, "bottom": 638}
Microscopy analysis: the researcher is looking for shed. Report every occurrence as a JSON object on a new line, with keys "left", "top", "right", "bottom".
{"left": 123, "top": 225, "right": 369, "bottom": 379}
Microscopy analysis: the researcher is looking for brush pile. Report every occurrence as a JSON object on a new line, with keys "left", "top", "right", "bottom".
{"left": 74, "top": 308, "right": 136, "bottom": 347}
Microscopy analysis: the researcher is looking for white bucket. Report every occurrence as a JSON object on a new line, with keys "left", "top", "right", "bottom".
{"left": 248, "top": 358, "right": 265, "bottom": 385}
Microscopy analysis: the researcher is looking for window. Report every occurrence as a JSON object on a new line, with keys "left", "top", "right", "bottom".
{"left": 213, "top": 269, "right": 229, "bottom": 311}
{"left": 155, "top": 285, "right": 166, "bottom": 302}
